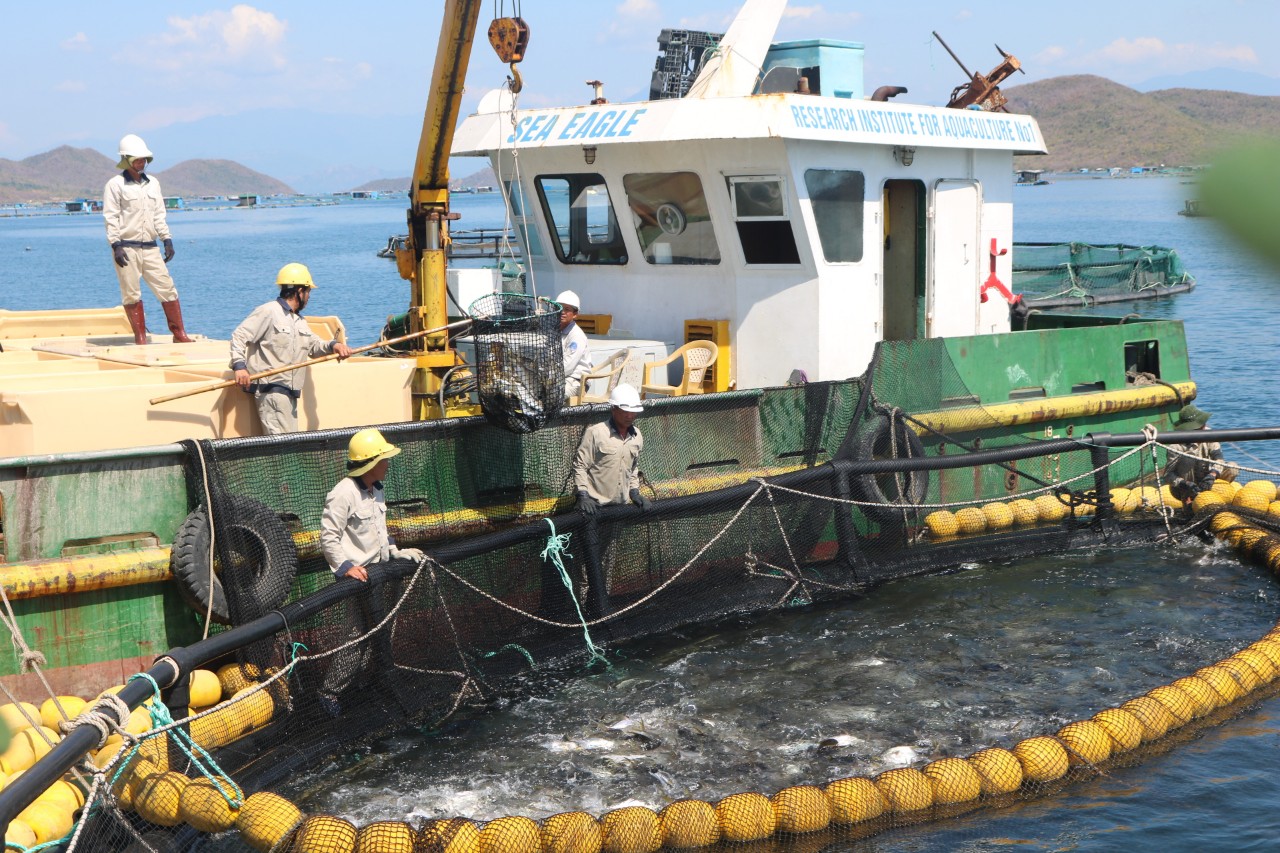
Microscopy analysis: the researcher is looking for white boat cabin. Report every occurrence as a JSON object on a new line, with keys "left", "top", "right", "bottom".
{"left": 453, "top": 26, "right": 1047, "bottom": 391}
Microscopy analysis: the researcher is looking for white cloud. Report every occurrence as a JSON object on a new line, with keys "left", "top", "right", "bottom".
{"left": 954, "top": 9, "right": 973, "bottom": 20}
{"left": 129, "top": 104, "right": 230, "bottom": 132}
{"left": 60, "top": 32, "right": 90, "bottom": 52}
{"left": 140, "top": 5, "right": 289, "bottom": 73}
{"left": 54, "top": 80, "right": 86, "bottom": 93}
{"left": 1077, "top": 37, "right": 1258, "bottom": 73}
{"left": 1095, "top": 37, "right": 1167, "bottom": 64}
{"left": 616, "top": 0, "right": 658, "bottom": 17}
{"left": 783, "top": 5, "right": 823, "bottom": 18}
{"left": 1033, "top": 46, "right": 1068, "bottom": 66}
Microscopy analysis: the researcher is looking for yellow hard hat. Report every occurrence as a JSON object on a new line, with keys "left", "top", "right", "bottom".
{"left": 346, "top": 428, "right": 401, "bottom": 477}
{"left": 276, "top": 262, "right": 315, "bottom": 288}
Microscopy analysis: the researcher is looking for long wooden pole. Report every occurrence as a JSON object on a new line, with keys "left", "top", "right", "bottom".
{"left": 149, "top": 318, "right": 473, "bottom": 405}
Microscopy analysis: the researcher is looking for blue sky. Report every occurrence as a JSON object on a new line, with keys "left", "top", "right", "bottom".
{"left": 5, "top": 1, "right": 1277, "bottom": 190}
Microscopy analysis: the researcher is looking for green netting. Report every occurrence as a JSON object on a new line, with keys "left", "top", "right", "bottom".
{"left": 1013, "top": 242, "right": 1195, "bottom": 308}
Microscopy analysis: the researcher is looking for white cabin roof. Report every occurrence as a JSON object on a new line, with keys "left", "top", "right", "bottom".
{"left": 453, "top": 92, "right": 1047, "bottom": 158}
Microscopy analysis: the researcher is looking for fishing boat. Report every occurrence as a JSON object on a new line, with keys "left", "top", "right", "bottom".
{"left": 3, "top": 1, "right": 1263, "bottom": 849}
{"left": 0, "top": 0, "right": 1191, "bottom": 722}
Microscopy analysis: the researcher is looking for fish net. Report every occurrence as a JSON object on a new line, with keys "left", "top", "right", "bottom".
{"left": 1013, "top": 242, "right": 1195, "bottom": 308}
{"left": 9, "top": 341, "right": 1280, "bottom": 853}
{"left": 467, "top": 292, "right": 565, "bottom": 433}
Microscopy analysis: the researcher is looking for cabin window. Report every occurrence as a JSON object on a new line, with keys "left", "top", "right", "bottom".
{"left": 804, "top": 169, "right": 864, "bottom": 263}
{"left": 727, "top": 175, "right": 800, "bottom": 264}
{"left": 534, "top": 174, "right": 628, "bottom": 264}
{"left": 622, "top": 172, "right": 720, "bottom": 265}
{"left": 504, "top": 180, "right": 544, "bottom": 258}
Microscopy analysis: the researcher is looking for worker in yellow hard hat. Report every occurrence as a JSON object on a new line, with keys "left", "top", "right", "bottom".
{"left": 229, "top": 262, "right": 353, "bottom": 435}
{"left": 316, "top": 428, "right": 426, "bottom": 716}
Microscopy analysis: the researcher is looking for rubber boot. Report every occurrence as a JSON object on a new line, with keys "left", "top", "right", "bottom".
{"left": 161, "top": 299, "right": 194, "bottom": 343}
{"left": 123, "top": 301, "right": 148, "bottom": 345}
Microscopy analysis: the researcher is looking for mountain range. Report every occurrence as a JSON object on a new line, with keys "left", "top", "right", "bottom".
{"left": 0, "top": 147, "right": 293, "bottom": 205}
{"left": 4, "top": 76, "right": 1277, "bottom": 203}
{"left": 1007, "top": 75, "right": 1280, "bottom": 171}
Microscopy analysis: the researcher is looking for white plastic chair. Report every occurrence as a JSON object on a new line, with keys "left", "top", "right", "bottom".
{"left": 575, "top": 348, "right": 633, "bottom": 404}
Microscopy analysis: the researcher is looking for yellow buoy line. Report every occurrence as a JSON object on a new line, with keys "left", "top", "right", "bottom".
{"left": 8, "top": 481, "right": 1280, "bottom": 852}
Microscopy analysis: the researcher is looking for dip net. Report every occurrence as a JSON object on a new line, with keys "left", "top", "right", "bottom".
{"left": 8, "top": 341, "right": 1280, "bottom": 853}
{"left": 467, "top": 292, "right": 564, "bottom": 433}
{"left": 1013, "top": 242, "right": 1195, "bottom": 308}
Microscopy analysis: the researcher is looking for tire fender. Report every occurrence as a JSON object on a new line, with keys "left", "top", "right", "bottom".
{"left": 851, "top": 414, "right": 930, "bottom": 521}
{"left": 170, "top": 495, "right": 297, "bottom": 625}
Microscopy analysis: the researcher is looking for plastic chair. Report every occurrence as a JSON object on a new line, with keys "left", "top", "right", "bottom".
{"left": 641, "top": 340, "right": 719, "bottom": 398}
{"left": 575, "top": 348, "right": 633, "bottom": 404}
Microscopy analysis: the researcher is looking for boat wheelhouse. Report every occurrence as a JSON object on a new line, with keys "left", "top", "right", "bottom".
{"left": 455, "top": 53, "right": 1047, "bottom": 388}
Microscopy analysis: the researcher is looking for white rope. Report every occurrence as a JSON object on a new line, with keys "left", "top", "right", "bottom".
{"left": 435, "top": 485, "right": 770, "bottom": 627}
{"left": 193, "top": 440, "right": 218, "bottom": 640}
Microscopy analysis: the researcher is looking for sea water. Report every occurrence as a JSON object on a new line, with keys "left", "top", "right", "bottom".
{"left": 3, "top": 178, "right": 1280, "bottom": 848}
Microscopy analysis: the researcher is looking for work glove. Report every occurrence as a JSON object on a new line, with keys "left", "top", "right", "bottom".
{"left": 1169, "top": 477, "right": 1195, "bottom": 504}
{"left": 391, "top": 546, "right": 425, "bottom": 563}
{"left": 576, "top": 491, "right": 598, "bottom": 517}
{"left": 629, "top": 488, "right": 652, "bottom": 512}
{"left": 1198, "top": 474, "right": 1218, "bottom": 493}
{"left": 162, "top": 238, "right": 175, "bottom": 262}
{"left": 112, "top": 243, "right": 129, "bottom": 267}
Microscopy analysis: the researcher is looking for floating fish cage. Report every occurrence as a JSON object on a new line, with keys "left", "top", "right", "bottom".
{"left": 1013, "top": 242, "right": 1196, "bottom": 308}
{"left": 5, "top": 352, "right": 1280, "bottom": 852}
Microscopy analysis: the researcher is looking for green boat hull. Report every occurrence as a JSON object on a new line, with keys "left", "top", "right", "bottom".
{"left": 0, "top": 316, "right": 1192, "bottom": 701}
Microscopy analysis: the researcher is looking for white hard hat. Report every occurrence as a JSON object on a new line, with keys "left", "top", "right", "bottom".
{"left": 555, "top": 290, "right": 580, "bottom": 310}
{"left": 609, "top": 383, "right": 643, "bottom": 412}
{"left": 117, "top": 134, "right": 154, "bottom": 170}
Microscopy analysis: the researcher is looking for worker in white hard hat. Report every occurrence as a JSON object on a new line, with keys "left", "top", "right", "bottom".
{"left": 317, "top": 428, "right": 426, "bottom": 716}
{"left": 556, "top": 290, "right": 592, "bottom": 402}
{"left": 229, "top": 262, "right": 353, "bottom": 435}
{"left": 103, "top": 134, "right": 194, "bottom": 345}
{"left": 572, "top": 383, "right": 651, "bottom": 514}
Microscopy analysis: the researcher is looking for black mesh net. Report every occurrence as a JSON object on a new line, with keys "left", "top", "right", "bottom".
{"left": 468, "top": 292, "right": 565, "bottom": 433}
{"left": 12, "top": 343, "right": 1280, "bottom": 852}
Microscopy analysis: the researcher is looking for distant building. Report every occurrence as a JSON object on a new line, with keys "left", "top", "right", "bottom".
{"left": 164, "top": 196, "right": 185, "bottom": 210}
{"left": 236, "top": 194, "right": 259, "bottom": 207}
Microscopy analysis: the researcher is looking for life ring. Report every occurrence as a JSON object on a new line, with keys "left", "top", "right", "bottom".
{"left": 851, "top": 413, "right": 931, "bottom": 522}
{"left": 171, "top": 495, "right": 298, "bottom": 625}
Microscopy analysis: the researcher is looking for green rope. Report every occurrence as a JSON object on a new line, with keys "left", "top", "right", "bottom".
{"left": 540, "top": 519, "right": 610, "bottom": 669}
{"left": 126, "top": 672, "right": 244, "bottom": 809}
{"left": 483, "top": 644, "right": 537, "bottom": 669}
{"left": 17, "top": 665, "right": 271, "bottom": 853}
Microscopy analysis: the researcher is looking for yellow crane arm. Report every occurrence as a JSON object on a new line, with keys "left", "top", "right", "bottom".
{"left": 400, "top": 2, "right": 526, "bottom": 419}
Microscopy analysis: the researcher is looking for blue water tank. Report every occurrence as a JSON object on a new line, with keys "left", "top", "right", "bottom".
{"left": 761, "top": 39, "right": 864, "bottom": 99}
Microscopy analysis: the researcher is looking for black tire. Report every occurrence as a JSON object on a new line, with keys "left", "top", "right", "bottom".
{"left": 171, "top": 495, "right": 297, "bottom": 625}
{"left": 852, "top": 414, "right": 931, "bottom": 523}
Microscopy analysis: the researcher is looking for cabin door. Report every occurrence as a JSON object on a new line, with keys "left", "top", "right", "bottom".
{"left": 881, "top": 180, "right": 925, "bottom": 341}
{"left": 928, "top": 179, "right": 982, "bottom": 337}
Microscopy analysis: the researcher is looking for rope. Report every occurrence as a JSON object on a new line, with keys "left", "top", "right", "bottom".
{"left": 1141, "top": 425, "right": 1177, "bottom": 537}
{"left": 125, "top": 673, "right": 243, "bottom": 809}
{"left": 436, "top": 485, "right": 769, "bottom": 628}
{"left": 539, "top": 519, "right": 608, "bottom": 668}
{"left": 192, "top": 440, "right": 218, "bottom": 640}
{"left": 0, "top": 579, "right": 96, "bottom": 793}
